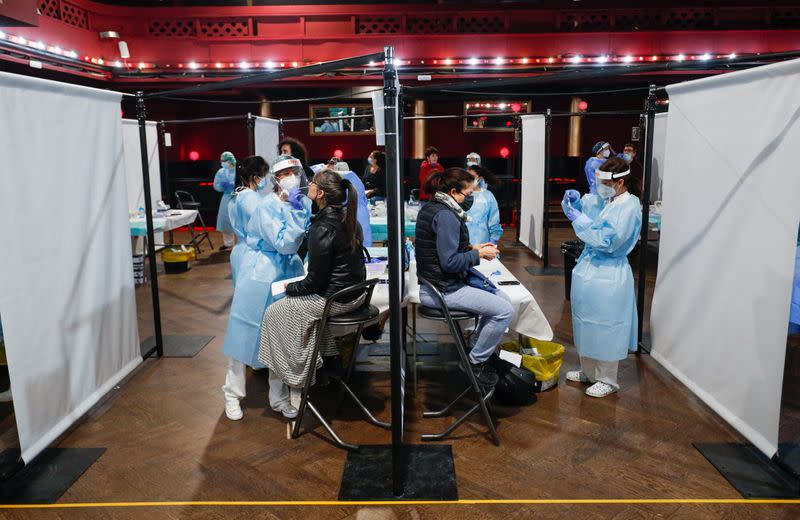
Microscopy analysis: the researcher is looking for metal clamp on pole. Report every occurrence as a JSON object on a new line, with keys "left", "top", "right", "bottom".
{"left": 157, "top": 121, "right": 170, "bottom": 209}
{"left": 637, "top": 85, "right": 658, "bottom": 354}
{"left": 137, "top": 92, "right": 164, "bottom": 358}
{"left": 247, "top": 113, "right": 256, "bottom": 156}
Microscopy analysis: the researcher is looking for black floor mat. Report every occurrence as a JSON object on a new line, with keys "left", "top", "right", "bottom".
{"left": 339, "top": 444, "right": 458, "bottom": 500}
{"left": 140, "top": 335, "right": 214, "bottom": 358}
{"left": 0, "top": 448, "right": 105, "bottom": 504}
{"left": 695, "top": 443, "right": 800, "bottom": 498}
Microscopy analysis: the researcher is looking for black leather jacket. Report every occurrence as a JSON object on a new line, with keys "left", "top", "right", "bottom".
{"left": 286, "top": 206, "right": 366, "bottom": 302}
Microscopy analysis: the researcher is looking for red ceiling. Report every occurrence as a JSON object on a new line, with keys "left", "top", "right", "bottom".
{"left": 2, "top": 0, "right": 799, "bottom": 88}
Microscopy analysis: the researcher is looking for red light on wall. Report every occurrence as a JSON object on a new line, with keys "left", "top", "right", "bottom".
{"left": 499, "top": 147, "right": 510, "bottom": 158}
{"left": 578, "top": 100, "right": 588, "bottom": 111}
{"left": 189, "top": 151, "right": 200, "bottom": 161}
{"left": 506, "top": 121, "right": 513, "bottom": 127}
{"left": 333, "top": 149, "right": 344, "bottom": 159}
{"left": 510, "top": 103, "right": 522, "bottom": 113}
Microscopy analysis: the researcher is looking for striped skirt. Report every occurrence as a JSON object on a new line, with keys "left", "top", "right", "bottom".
{"left": 258, "top": 293, "right": 365, "bottom": 388}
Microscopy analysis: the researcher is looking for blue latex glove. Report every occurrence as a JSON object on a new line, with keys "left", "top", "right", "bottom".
{"left": 566, "top": 206, "right": 582, "bottom": 222}
{"left": 563, "top": 189, "right": 580, "bottom": 205}
{"left": 288, "top": 187, "right": 305, "bottom": 211}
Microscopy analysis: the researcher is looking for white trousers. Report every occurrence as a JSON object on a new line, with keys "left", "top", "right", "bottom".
{"left": 222, "top": 358, "right": 246, "bottom": 401}
{"left": 223, "top": 232, "right": 235, "bottom": 247}
{"left": 580, "top": 356, "right": 620, "bottom": 389}
{"left": 268, "top": 369, "right": 291, "bottom": 409}
{"left": 223, "top": 358, "right": 297, "bottom": 409}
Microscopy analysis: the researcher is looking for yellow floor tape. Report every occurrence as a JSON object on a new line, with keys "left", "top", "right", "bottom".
{"left": 1, "top": 499, "right": 800, "bottom": 509}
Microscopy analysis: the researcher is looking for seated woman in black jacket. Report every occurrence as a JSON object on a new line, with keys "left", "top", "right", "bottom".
{"left": 258, "top": 169, "right": 366, "bottom": 413}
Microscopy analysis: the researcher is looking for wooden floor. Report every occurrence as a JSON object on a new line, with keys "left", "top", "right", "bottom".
{"left": 1, "top": 228, "right": 799, "bottom": 519}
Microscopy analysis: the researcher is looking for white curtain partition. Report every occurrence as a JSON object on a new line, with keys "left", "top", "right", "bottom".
{"left": 122, "top": 120, "right": 160, "bottom": 212}
{"left": 649, "top": 112, "right": 668, "bottom": 202}
{"left": 0, "top": 72, "right": 141, "bottom": 463}
{"left": 254, "top": 116, "right": 281, "bottom": 163}
{"left": 122, "top": 119, "right": 162, "bottom": 252}
{"left": 651, "top": 58, "right": 800, "bottom": 457}
{"left": 519, "top": 114, "right": 546, "bottom": 257}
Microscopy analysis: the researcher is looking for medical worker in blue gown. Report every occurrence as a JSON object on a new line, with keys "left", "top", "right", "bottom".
{"left": 561, "top": 156, "right": 642, "bottom": 398}
{"left": 465, "top": 165, "right": 503, "bottom": 245}
{"left": 228, "top": 156, "right": 270, "bottom": 285}
{"left": 221, "top": 155, "right": 311, "bottom": 421}
{"left": 214, "top": 151, "right": 238, "bottom": 250}
{"left": 330, "top": 161, "right": 372, "bottom": 247}
{"left": 584, "top": 141, "right": 612, "bottom": 194}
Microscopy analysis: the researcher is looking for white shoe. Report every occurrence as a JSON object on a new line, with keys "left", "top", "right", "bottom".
{"left": 565, "top": 370, "right": 590, "bottom": 383}
{"left": 224, "top": 398, "right": 243, "bottom": 420}
{"left": 586, "top": 382, "right": 617, "bottom": 398}
{"left": 272, "top": 402, "right": 298, "bottom": 420}
{"left": 0, "top": 389, "right": 11, "bottom": 402}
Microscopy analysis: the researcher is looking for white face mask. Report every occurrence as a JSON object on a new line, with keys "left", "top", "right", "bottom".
{"left": 596, "top": 183, "right": 616, "bottom": 200}
{"left": 473, "top": 178, "right": 480, "bottom": 188}
{"left": 601, "top": 149, "right": 611, "bottom": 158}
{"left": 278, "top": 174, "right": 300, "bottom": 193}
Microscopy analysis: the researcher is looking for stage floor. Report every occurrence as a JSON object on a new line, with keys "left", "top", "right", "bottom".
{"left": 1, "top": 228, "right": 799, "bottom": 519}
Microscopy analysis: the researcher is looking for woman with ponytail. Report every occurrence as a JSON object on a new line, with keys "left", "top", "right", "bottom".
{"left": 228, "top": 155, "right": 270, "bottom": 285}
{"left": 258, "top": 169, "right": 366, "bottom": 411}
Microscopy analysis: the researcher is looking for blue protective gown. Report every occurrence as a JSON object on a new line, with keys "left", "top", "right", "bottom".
{"left": 339, "top": 170, "right": 372, "bottom": 247}
{"left": 223, "top": 192, "right": 312, "bottom": 367}
{"left": 228, "top": 189, "right": 262, "bottom": 285}
{"left": 466, "top": 189, "right": 503, "bottom": 245}
{"left": 213, "top": 166, "right": 237, "bottom": 233}
{"left": 584, "top": 157, "right": 605, "bottom": 194}
{"left": 562, "top": 191, "right": 642, "bottom": 362}
{"left": 790, "top": 244, "right": 800, "bottom": 333}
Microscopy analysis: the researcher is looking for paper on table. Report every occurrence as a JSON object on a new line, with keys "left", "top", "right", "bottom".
{"left": 499, "top": 349, "right": 523, "bottom": 367}
{"left": 271, "top": 275, "right": 306, "bottom": 298}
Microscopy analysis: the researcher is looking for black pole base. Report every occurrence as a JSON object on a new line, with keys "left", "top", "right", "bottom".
{"left": 338, "top": 444, "right": 458, "bottom": 500}
{"left": 695, "top": 443, "right": 800, "bottom": 498}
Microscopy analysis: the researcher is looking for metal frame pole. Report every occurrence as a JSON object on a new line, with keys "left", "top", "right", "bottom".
{"left": 137, "top": 92, "right": 164, "bottom": 358}
{"left": 383, "top": 45, "right": 406, "bottom": 498}
{"left": 637, "top": 85, "right": 657, "bottom": 353}
{"left": 543, "top": 109, "right": 552, "bottom": 267}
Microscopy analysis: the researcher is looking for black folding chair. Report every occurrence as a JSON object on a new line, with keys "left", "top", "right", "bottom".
{"left": 174, "top": 190, "right": 213, "bottom": 253}
{"left": 416, "top": 277, "right": 500, "bottom": 446}
{"left": 292, "top": 279, "right": 390, "bottom": 450}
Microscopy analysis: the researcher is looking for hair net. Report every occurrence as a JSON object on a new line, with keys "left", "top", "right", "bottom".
{"left": 220, "top": 151, "right": 237, "bottom": 165}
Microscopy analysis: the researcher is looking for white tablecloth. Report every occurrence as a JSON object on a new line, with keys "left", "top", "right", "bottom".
{"left": 129, "top": 209, "right": 198, "bottom": 236}
{"left": 366, "top": 248, "right": 553, "bottom": 340}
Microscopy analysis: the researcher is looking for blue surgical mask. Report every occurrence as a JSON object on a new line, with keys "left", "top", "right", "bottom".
{"left": 622, "top": 153, "right": 633, "bottom": 163}
{"left": 596, "top": 183, "right": 616, "bottom": 200}
{"left": 256, "top": 177, "right": 268, "bottom": 191}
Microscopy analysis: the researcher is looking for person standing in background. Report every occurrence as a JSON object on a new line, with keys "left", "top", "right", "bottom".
{"left": 584, "top": 141, "right": 612, "bottom": 194}
{"left": 418, "top": 146, "right": 444, "bottom": 201}
{"left": 213, "top": 151, "right": 237, "bottom": 251}
{"left": 278, "top": 137, "right": 313, "bottom": 188}
{"left": 465, "top": 165, "right": 503, "bottom": 245}
{"left": 364, "top": 150, "right": 387, "bottom": 201}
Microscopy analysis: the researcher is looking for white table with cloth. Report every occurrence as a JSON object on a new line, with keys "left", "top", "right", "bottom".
{"left": 367, "top": 247, "right": 553, "bottom": 340}
{"left": 365, "top": 247, "right": 553, "bottom": 388}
